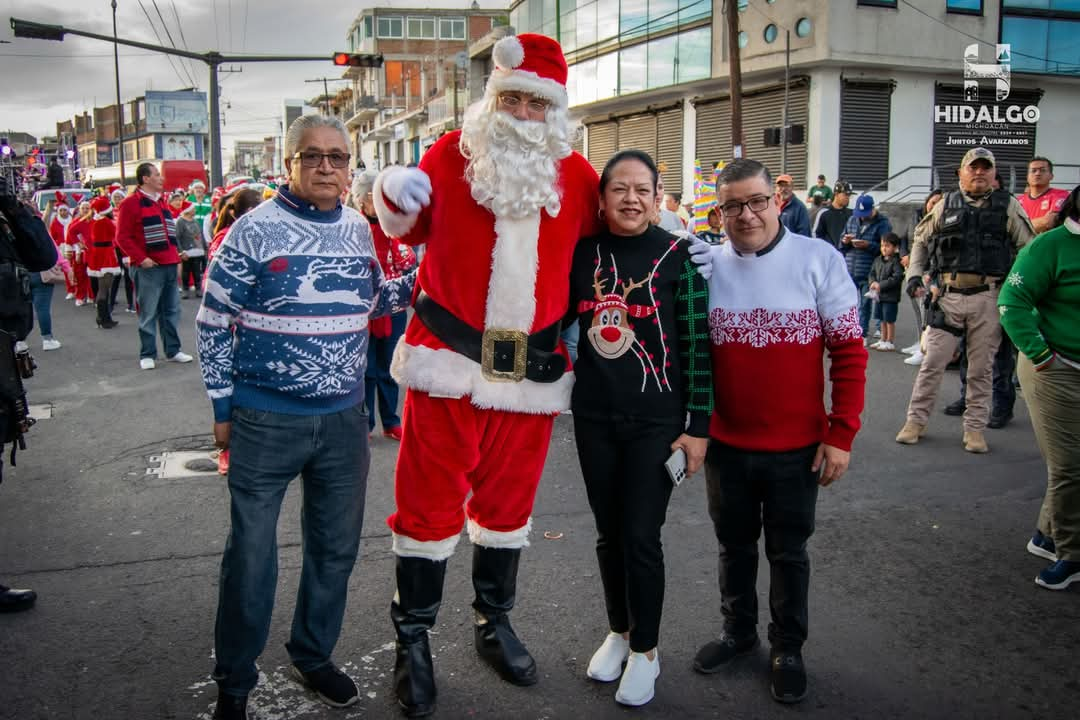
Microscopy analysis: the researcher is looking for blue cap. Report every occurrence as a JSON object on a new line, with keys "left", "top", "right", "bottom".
{"left": 852, "top": 194, "right": 875, "bottom": 219}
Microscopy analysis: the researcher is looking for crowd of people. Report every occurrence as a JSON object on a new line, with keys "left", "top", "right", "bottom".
{"left": 2, "top": 30, "right": 1076, "bottom": 720}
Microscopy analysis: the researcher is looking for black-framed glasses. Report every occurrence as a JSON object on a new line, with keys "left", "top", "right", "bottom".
{"left": 497, "top": 93, "right": 550, "bottom": 113}
{"left": 293, "top": 151, "right": 351, "bottom": 169}
{"left": 720, "top": 195, "right": 772, "bottom": 218}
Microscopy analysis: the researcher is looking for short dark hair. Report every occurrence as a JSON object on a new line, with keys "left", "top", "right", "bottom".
{"left": 599, "top": 149, "right": 659, "bottom": 194}
{"left": 817, "top": 174, "right": 826, "bottom": 181}
{"left": 882, "top": 232, "right": 900, "bottom": 247}
{"left": 669, "top": 191, "right": 682, "bottom": 204}
{"left": 1029, "top": 156, "right": 1054, "bottom": 173}
{"left": 716, "top": 158, "right": 772, "bottom": 189}
{"left": 1052, "top": 184, "right": 1080, "bottom": 228}
{"left": 135, "top": 162, "right": 157, "bottom": 186}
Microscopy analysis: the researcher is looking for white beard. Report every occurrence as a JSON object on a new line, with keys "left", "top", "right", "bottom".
{"left": 55, "top": 214, "right": 72, "bottom": 227}
{"left": 460, "top": 106, "right": 567, "bottom": 220}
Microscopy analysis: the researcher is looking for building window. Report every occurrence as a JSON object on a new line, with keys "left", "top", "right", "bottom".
{"left": 620, "top": 42, "right": 648, "bottom": 95}
{"left": 764, "top": 24, "right": 778, "bottom": 43}
{"left": 407, "top": 17, "right": 436, "bottom": 39}
{"left": 439, "top": 17, "right": 465, "bottom": 40}
{"left": 1002, "top": 16, "right": 1080, "bottom": 73}
{"left": 363, "top": 16, "right": 373, "bottom": 40}
{"left": 377, "top": 16, "right": 403, "bottom": 38}
{"left": 857, "top": 0, "right": 897, "bottom": 6}
{"left": 946, "top": 0, "right": 982, "bottom": 13}
{"left": 795, "top": 17, "right": 812, "bottom": 37}
{"left": 737, "top": 30, "right": 748, "bottom": 48}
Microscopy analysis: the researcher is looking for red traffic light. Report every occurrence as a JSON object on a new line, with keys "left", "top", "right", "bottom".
{"left": 332, "top": 52, "right": 384, "bottom": 68}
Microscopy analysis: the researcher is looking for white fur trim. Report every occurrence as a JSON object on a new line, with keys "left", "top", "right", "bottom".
{"left": 86, "top": 267, "right": 121, "bottom": 277}
{"left": 487, "top": 69, "right": 568, "bottom": 109}
{"left": 485, "top": 214, "right": 540, "bottom": 332}
{"left": 392, "top": 531, "right": 461, "bottom": 561}
{"left": 467, "top": 516, "right": 532, "bottom": 549}
{"left": 493, "top": 35, "right": 525, "bottom": 69}
{"left": 391, "top": 342, "right": 574, "bottom": 414}
{"left": 373, "top": 167, "right": 420, "bottom": 239}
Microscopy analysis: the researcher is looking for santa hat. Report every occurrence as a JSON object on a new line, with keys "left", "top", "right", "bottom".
{"left": 489, "top": 33, "right": 568, "bottom": 109}
{"left": 179, "top": 200, "right": 195, "bottom": 215}
{"left": 90, "top": 195, "right": 113, "bottom": 218}
{"left": 111, "top": 189, "right": 126, "bottom": 203}
{"left": 107, "top": 183, "right": 123, "bottom": 195}
{"left": 189, "top": 180, "right": 206, "bottom": 190}
{"left": 54, "top": 191, "right": 66, "bottom": 205}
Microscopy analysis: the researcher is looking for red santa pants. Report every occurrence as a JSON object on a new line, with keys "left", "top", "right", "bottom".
{"left": 73, "top": 255, "right": 92, "bottom": 301}
{"left": 387, "top": 389, "right": 555, "bottom": 558}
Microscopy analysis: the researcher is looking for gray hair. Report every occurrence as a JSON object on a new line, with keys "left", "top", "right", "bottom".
{"left": 284, "top": 114, "right": 350, "bottom": 158}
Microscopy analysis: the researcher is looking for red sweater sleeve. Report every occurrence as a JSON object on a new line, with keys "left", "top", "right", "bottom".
{"left": 114, "top": 196, "right": 146, "bottom": 265}
{"left": 824, "top": 339, "right": 867, "bottom": 451}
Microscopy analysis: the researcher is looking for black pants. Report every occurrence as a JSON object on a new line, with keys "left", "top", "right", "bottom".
{"left": 109, "top": 249, "right": 133, "bottom": 310}
{"left": 181, "top": 257, "right": 204, "bottom": 290}
{"left": 574, "top": 416, "right": 682, "bottom": 653}
{"left": 704, "top": 441, "right": 819, "bottom": 651}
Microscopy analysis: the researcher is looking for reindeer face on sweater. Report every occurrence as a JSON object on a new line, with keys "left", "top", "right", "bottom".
{"left": 580, "top": 271, "right": 655, "bottom": 360}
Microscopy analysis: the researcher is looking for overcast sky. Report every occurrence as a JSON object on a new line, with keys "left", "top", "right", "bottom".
{"left": 2, "top": 0, "right": 506, "bottom": 155}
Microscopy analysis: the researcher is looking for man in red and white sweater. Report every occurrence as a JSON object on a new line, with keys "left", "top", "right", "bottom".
{"left": 688, "top": 159, "right": 867, "bottom": 705}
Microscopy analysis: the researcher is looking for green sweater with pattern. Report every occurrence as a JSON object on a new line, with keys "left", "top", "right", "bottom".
{"left": 998, "top": 219, "right": 1080, "bottom": 368}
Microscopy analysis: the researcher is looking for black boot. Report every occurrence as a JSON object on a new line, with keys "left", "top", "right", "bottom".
{"left": 0, "top": 583, "right": 37, "bottom": 613}
{"left": 95, "top": 299, "right": 118, "bottom": 329}
{"left": 392, "top": 555, "right": 447, "bottom": 718}
{"left": 472, "top": 546, "right": 538, "bottom": 686}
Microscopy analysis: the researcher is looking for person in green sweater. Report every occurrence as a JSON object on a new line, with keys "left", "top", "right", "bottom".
{"left": 998, "top": 184, "right": 1080, "bottom": 591}
{"left": 567, "top": 149, "right": 712, "bottom": 707}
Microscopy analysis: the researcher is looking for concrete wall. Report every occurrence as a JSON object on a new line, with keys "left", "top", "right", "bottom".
{"left": 1031, "top": 78, "right": 1080, "bottom": 189}
{"left": 807, "top": 68, "right": 841, "bottom": 186}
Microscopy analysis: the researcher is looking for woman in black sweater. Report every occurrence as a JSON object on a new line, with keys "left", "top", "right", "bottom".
{"left": 566, "top": 149, "right": 713, "bottom": 706}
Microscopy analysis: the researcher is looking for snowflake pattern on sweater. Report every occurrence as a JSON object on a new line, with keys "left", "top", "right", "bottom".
{"left": 196, "top": 188, "right": 415, "bottom": 421}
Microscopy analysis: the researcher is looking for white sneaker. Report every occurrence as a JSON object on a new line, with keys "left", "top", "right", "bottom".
{"left": 167, "top": 351, "right": 193, "bottom": 363}
{"left": 42, "top": 338, "right": 61, "bottom": 351}
{"left": 140, "top": 358, "right": 156, "bottom": 370}
{"left": 873, "top": 329, "right": 882, "bottom": 338}
{"left": 586, "top": 632, "right": 630, "bottom": 682}
{"left": 64, "top": 292, "right": 75, "bottom": 300}
{"left": 74, "top": 299, "right": 84, "bottom": 307}
{"left": 904, "top": 350, "right": 924, "bottom": 365}
{"left": 615, "top": 651, "right": 660, "bottom": 706}
{"left": 900, "top": 342, "right": 921, "bottom": 355}
{"left": 869, "top": 341, "right": 883, "bottom": 350}
{"left": 877, "top": 341, "right": 895, "bottom": 351}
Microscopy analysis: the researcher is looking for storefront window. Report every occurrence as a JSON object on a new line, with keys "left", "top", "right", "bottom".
{"left": 597, "top": 52, "right": 618, "bottom": 100}
{"left": 648, "top": 34, "right": 678, "bottom": 89}
{"left": 598, "top": 0, "right": 620, "bottom": 43}
{"left": 577, "top": 1, "right": 598, "bottom": 49}
{"left": 621, "top": 0, "right": 649, "bottom": 41}
{"left": 620, "top": 42, "right": 648, "bottom": 95}
{"left": 676, "top": 26, "right": 711, "bottom": 84}
{"left": 650, "top": 0, "right": 681, "bottom": 34}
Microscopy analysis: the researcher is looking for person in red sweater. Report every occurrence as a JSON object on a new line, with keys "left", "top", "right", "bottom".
{"left": 114, "top": 162, "right": 192, "bottom": 369}
{"left": 688, "top": 159, "right": 867, "bottom": 705}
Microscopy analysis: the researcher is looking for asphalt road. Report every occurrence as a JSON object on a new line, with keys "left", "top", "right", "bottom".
{"left": 1, "top": 295, "right": 1075, "bottom": 720}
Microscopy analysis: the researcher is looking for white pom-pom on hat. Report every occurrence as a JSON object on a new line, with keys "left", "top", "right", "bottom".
{"left": 493, "top": 35, "right": 525, "bottom": 69}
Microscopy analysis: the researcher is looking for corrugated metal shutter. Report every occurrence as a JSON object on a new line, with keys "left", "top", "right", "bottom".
{"left": 656, "top": 108, "right": 684, "bottom": 194}
{"left": 839, "top": 81, "right": 892, "bottom": 189}
{"left": 617, "top": 114, "right": 657, "bottom": 159}
{"left": 571, "top": 126, "right": 584, "bottom": 157}
{"left": 932, "top": 84, "right": 1042, "bottom": 191}
{"left": 586, "top": 121, "right": 617, "bottom": 174}
{"left": 693, "top": 82, "right": 809, "bottom": 188}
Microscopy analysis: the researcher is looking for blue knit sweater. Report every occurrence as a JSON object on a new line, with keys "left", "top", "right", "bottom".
{"left": 196, "top": 186, "right": 415, "bottom": 422}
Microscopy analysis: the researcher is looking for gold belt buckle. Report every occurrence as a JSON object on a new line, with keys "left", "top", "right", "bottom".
{"left": 481, "top": 328, "right": 528, "bottom": 382}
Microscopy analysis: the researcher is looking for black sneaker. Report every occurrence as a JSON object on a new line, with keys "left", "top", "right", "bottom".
{"left": 693, "top": 632, "right": 759, "bottom": 674}
{"left": 987, "top": 410, "right": 1013, "bottom": 429}
{"left": 290, "top": 663, "right": 359, "bottom": 708}
{"left": 943, "top": 399, "right": 966, "bottom": 416}
{"left": 770, "top": 650, "right": 807, "bottom": 704}
{"left": 0, "top": 584, "right": 37, "bottom": 613}
{"left": 212, "top": 691, "right": 248, "bottom": 720}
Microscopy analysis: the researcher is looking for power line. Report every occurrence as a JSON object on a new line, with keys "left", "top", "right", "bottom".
{"left": 136, "top": 0, "right": 192, "bottom": 88}
{"left": 152, "top": 0, "right": 198, "bottom": 87}
{"left": 212, "top": 0, "right": 222, "bottom": 51}
{"left": 241, "top": 0, "right": 250, "bottom": 54}
{"left": 169, "top": 0, "right": 200, "bottom": 88}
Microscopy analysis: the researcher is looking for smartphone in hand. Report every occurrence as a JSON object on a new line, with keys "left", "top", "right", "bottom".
{"left": 665, "top": 448, "right": 688, "bottom": 487}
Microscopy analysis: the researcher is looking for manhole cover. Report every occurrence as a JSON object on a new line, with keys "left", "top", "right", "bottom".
{"left": 184, "top": 458, "right": 219, "bottom": 473}
{"left": 147, "top": 451, "right": 220, "bottom": 479}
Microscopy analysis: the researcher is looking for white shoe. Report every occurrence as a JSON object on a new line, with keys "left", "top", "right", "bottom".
{"left": 586, "top": 632, "right": 630, "bottom": 682}
{"left": 140, "top": 358, "right": 156, "bottom": 370}
{"left": 877, "top": 341, "right": 895, "bottom": 351}
{"left": 615, "top": 651, "right": 659, "bottom": 706}
{"left": 74, "top": 299, "right": 84, "bottom": 307}
{"left": 167, "top": 351, "right": 193, "bottom": 363}
{"left": 900, "top": 342, "right": 920, "bottom": 355}
{"left": 869, "top": 341, "right": 883, "bottom": 350}
{"left": 873, "top": 329, "right": 881, "bottom": 338}
{"left": 64, "top": 292, "right": 75, "bottom": 300}
{"left": 904, "top": 350, "right": 924, "bottom": 365}
{"left": 42, "top": 338, "right": 61, "bottom": 351}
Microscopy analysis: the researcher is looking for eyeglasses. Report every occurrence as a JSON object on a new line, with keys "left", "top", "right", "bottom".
{"left": 293, "top": 151, "right": 351, "bottom": 169}
{"left": 497, "top": 93, "right": 550, "bottom": 113}
{"left": 720, "top": 195, "right": 772, "bottom": 218}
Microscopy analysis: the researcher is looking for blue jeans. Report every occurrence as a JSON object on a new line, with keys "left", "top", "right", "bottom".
{"left": 364, "top": 311, "right": 406, "bottom": 431}
{"left": 856, "top": 279, "right": 873, "bottom": 338}
{"left": 132, "top": 264, "right": 182, "bottom": 359}
{"left": 213, "top": 404, "right": 370, "bottom": 696}
{"left": 29, "top": 273, "right": 55, "bottom": 338}
{"left": 561, "top": 320, "right": 580, "bottom": 365}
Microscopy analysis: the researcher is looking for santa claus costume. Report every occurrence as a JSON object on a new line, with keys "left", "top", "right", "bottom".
{"left": 48, "top": 193, "right": 75, "bottom": 295}
{"left": 66, "top": 199, "right": 94, "bottom": 304}
{"left": 87, "top": 195, "right": 121, "bottom": 329}
{"left": 374, "top": 33, "right": 600, "bottom": 717}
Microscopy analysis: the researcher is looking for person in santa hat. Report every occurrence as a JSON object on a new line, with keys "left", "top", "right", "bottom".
{"left": 86, "top": 195, "right": 121, "bottom": 328}
{"left": 66, "top": 199, "right": 94, "bottom": 306}
{"left": 373, "top": 32, "right": 600, "bottom": 717}
{"left": 47, "top": 196, "right": 78, "bottom": 300}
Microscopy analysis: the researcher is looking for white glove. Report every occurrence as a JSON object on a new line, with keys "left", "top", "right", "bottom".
{"left": 382, "top": 167, "right": 432, "bottom": 215}
{"left": 687, "top": 234, "right": 718, "bottom": 281}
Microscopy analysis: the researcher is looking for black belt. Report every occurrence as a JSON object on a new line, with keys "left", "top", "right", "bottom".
{"left": 413, "top": 291, "right": 566, "bottom": 383}
{"left": 91, "top": 242, "right": 113, "bottom": 248}
{"left": 943, "top": 284, "right": 991, "bottom": 295}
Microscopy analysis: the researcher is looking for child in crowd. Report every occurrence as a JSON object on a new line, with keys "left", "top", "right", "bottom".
{"left": 868, "top": 232, "right": 903, "bottom": 351}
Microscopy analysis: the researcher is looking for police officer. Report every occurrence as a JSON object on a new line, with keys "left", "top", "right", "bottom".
{"left": 896, "top": 147, "right": 1035, "bottom": 453}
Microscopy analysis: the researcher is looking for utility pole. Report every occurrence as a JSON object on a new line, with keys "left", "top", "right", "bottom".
{"left": 111, "top": 0, "right": 125, "bottom": 185}
{"left": 305, "top": 78, "right": 351, "bottom": 117}
{"left": 781, "top": 29, "right": 790, "bottom": 173}
{"left": 725, "top": 0, "right": 744, "bottom": 160}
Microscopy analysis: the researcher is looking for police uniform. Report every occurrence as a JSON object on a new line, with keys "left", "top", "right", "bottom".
{"left": 899, "top": 148, "right": 1035, "bottom": 451}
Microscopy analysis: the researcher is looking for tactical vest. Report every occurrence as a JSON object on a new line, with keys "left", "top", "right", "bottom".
{"left": 931, "top": 189, "right": 1012, "bottom": 278}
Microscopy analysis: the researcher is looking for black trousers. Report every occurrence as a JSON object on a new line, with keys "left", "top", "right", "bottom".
{"left": 574, "top": 416, "right": 682, "bottom": 653}
{"left": 704, "top": 441, "right": 819, "bottom": 651}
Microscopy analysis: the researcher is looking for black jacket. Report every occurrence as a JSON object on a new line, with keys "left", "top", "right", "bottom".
{"left": 0, "top": 198, "right": 59, "bottom": 272}
{"left": 868, "top": 254, "right": 904, "bottom": 304}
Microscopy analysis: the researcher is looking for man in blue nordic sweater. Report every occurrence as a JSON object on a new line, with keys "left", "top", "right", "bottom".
{"left": 196, "top": 115, "right": 415, "bottom": 720}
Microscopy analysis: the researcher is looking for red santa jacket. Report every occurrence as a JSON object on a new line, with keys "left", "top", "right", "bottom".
{"left": 66, "top": 215, "right": 91, "bottom": 256}
{"left": 49, "top": 216, "right": 71, "bottom": 252}
{"left": 375, "top": 130, "right": 600, "bottom": 414}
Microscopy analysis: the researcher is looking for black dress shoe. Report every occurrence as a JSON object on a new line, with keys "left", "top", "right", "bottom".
{"left": 943, "top": 399, "right": 966, "bottom": 416}
{"left": 212, "top": 691, "right": 248, "bottom": 720}
{"left": 693, "top": 632, "right": 759, "bottom": 674}
{"left": 987, "top": 410, "right": 1013, "bottom": 429}
{"left": 770, "top": 650, "right": 807, "bottom": 704}
{"left": 0, "top": 584, "right": 37, "bottom": 613}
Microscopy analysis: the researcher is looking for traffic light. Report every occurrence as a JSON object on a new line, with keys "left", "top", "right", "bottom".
{"left": 333, "top": 52, "right": 384, "bottom": 68}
